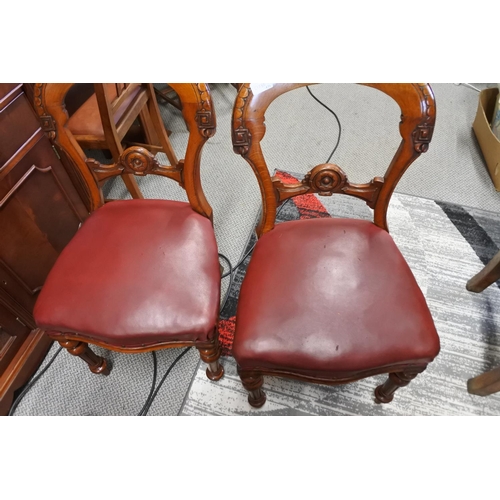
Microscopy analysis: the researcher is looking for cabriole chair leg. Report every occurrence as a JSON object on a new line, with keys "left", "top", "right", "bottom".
{"left": 57, "top": 338, "right": 111, "bottom": 375}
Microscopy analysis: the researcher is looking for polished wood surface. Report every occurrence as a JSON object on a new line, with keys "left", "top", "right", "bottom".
{"left": 154, "top": 84, "right": 182, "bottom": 110}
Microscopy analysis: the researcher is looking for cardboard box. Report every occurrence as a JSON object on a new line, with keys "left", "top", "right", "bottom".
{"left": 473, "top": 87, "right": 500, "bottom": 190}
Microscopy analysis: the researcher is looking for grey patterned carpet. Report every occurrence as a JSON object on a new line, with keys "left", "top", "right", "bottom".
{"left": 181, "top": 180, "right": 500, "bottom": 416}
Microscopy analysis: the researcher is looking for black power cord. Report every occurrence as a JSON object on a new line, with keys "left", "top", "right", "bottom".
{"left": 306, "top": 85, "right": 342, "bottom": 163}
{"left": 137, "top": 351, "right": 158, "bottom": 416}
{"left": 9, "top": 85, "right": 342, "bottom": 417}
{"left": 221, "top": 85, "right": 342, "bottom": 280}
{"left": 138, "top": 253, "right": 233, "bottom": 416}
{"left": 139, "top": 347, "right": 191, "bottom": 416}
{"left": 8, "top": 346, "right": 64, "bottom": 416}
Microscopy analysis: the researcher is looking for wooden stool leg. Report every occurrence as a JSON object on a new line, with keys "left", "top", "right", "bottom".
{"left": 58, "top": 338, "right": 111, "bottom": 375}
{"left": 238, "top": 369, "right": 266, "bottom": 408}
{"left": 467, "top": 365, "right": 500, "bottom": 396}
{"left": 466, "top": 251, "right": 500, "bottom": 293}
{"left": 197, "top": 339, "right": 224, "bottom": 381}
{"left": 374, "top": 367, "right": 425, "bottom": 404}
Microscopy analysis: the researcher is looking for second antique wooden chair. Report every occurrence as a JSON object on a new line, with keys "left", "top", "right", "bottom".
{"left": 31, "top": 83, "right": 224, "bottom": 382}
{"left": 231, "top": 83, "right": 440, "bottom": 408}
{"left": 66, "top": 83, "right": 180, "bottom": 199}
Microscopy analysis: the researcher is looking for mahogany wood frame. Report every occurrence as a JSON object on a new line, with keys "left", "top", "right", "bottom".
{"left": 232, "top": 83, "right": 437, "bottom": 407}
{"left": 32, "top": 83, "right": 223, "bottom": 382}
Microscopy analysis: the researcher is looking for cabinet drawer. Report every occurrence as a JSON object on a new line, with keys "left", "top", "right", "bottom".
{"left": 0, "top": 300, "right": 30, "bottom": 374}
{"left": 0, "top": 84, "right": 20, "bottom": 102}
{"left": 0, "top": 92, "right": 41, "bottom": 169}
{"left": 0, "top": 262, "right": 37, "bottom": 314}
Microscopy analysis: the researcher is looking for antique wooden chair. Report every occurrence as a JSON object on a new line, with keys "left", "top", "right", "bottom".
{"left": 465, "top": 252, "right": 500, "bottom": 396}
{"left": 231, "top": 83, "right": 440, "bottom": 407}
{"left": 31, "top": 83, "right": 223, "bottom": 382}
{"left": 66, "top": 83, "right": 180, "bottom": 199}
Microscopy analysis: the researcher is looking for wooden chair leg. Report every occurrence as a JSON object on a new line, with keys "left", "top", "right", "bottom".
{"left": 467, "top": 365, "right": 500, "bottom": 396}
{"left": 197, "top": 339, "right": 224, "bottom": 381}
{"left": 120, "top": 173, "right": 144, "bottom": 199}
{"left": 374, "top": 367, "right": 425, "bottom": 404}
{"left": 138, "top": 107, "right": 161, "bottom": 147}
{"left": 146, "top": 87, "right": 180, "bottom": 166}
{"left": 57, "top": 338, "right": 111, "bottom": 375}
{"left": 466, "top": 250, "right": 500, "bottom": 293}
{"left": 238, "top": 369, "right": 266, "bottom": 408}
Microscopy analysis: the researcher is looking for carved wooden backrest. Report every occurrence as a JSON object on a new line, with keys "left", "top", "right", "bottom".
{"left": 33, "top": 83, "right": 216, "bottom": 220}
{"left": 232, "top": 83, "right": 435, "bottom": 237}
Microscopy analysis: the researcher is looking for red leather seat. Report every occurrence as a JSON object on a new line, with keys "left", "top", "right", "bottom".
{"left": 34, "top": 199, "right": 221, "bottom": 348}
{"left": 233, "top": 218, "right": 440, "bottom": 376}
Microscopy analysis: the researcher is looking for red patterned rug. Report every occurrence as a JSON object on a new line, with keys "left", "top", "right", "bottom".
{"left": 218, "top": 170, "right": 331, "bottom": 355}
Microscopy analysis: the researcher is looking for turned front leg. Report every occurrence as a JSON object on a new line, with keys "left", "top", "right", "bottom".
{"left": 197, "top": 339, "right": 224, "bottom": 381}
{"left": 374, "top": 367, "right": 426, "bottom": 404}
{"left": 57, "top": 338, "right": 111, "bottom": 375}
{"left": 238, "top": 369, "right": 266, "bottom": 408}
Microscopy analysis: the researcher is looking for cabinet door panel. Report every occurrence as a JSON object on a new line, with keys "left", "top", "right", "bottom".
{"left": 0, "top": 138, "right": 90, "bottom": 314}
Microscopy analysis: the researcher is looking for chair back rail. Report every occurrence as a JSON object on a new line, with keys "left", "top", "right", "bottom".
{"left": 232, "top": 83, "right": 435, "bottom": 236}
{"left": 33, "top": 83, "right": 216, "bottom": 220}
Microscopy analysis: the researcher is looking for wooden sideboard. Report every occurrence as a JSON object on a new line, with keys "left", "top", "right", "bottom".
{"left": 0, "top": 83, "right": 90, "bottom": 414}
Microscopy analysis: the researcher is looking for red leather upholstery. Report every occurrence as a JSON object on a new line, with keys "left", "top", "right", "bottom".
{"left": 67, "top": 84, "right": 141, "bottom": 139}
{"left": 34, "top": 200, "right": 220, "bottom": 347}
{"left": 233, "top": 218, "right": 440, "bottom": 376}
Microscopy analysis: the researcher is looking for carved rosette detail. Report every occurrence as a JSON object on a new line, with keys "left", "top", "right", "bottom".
{"left": 119, "top": 147, "right": 160, "bottom": 175}
{"left": 232, "top": 83, "right": 252, "bottom": 155}
{"left": 86, "top": 146, "right": 183, "bottom": 186}
{"left": 195, "top": 83, "right": 216, "bottom": 138}
{"left": 303, "top": 164, "right": 347, "bottom": 196}
{"left": 412, "top": 84, "right": 435, "bottom": 153}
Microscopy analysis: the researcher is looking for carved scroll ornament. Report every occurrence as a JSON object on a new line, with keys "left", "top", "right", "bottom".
{"left": 273, "top": 163, "right": 384, "bottom": 209}
{"left": 195, "top": 83, "right": 216, "bottom": 138}
{"left": 412, "top": 84, "right": 435, "bottom": 153}
{"left": 232, "top": 83, "right": 252, "bottom": 155}
{"left": 86, "top": 146, "right": 184, "bottom": 185}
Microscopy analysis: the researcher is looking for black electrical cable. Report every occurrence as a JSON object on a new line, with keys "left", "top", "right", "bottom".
{"left": 137, "top": 351, "right": 158, "bottom": 416}
{"left": 218, "top": 253, "right": 234, "bottom": 312}
{"left": 306, "top": 86, "right": 342, "bottom": 162}
{"left": 8, "top": 346, "right": 63, "bottom": 416}
{"left": 221, "top": 86, "right": 341, "bottom": 281}
{"left": 221, "top": 199, "right": 292, "bottom": 280}
{"left": 139, "top": 253, "right": 233, "bottom": 416}
{"left": 139, "top": 347, "right": 191, "bottom": 416}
